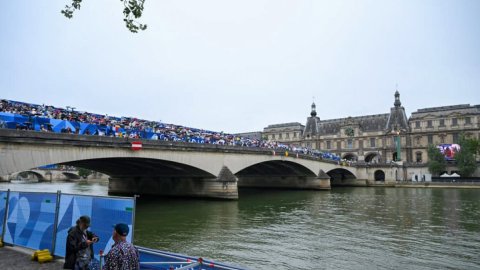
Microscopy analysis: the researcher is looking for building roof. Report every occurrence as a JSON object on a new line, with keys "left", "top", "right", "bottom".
{"left": 410, "top": 104, "right": 480, "bottom": 119}
{"left": 317, "top": 113, "right": 389, "bottom": 135}
{"left": 265, "top": 122, "right": 304, "bottom": 129}
{"left": 385, "top": 91, "right": 409, "bottom": 132}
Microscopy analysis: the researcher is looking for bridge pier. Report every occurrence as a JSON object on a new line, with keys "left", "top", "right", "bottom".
{"left": 108, "top": 166, "right": 239, "bottom": 200}
{"left": 237, "top": 175, "right": 330, "bottom": 190}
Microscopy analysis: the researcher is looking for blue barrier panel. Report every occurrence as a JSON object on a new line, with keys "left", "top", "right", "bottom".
{"left": 137, "top": 247, "right": 244, "bottom": 270}
{"left": 0, "top": 190, "right": 7, "bottom": 236}
{"left": 3, "top": 192, "right": 57, "bottom": 250}
{"left": 54, "top": 194, "right": 135, "bottom": 259}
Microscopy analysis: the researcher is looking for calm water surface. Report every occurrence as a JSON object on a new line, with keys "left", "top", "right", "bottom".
{"left": 1, "top": 181, "right": 479, "bottom": 270}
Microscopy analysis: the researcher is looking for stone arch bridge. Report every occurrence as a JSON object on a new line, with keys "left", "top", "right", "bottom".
{"left": 0, "top": 129, "right": 360, "bottom": 199}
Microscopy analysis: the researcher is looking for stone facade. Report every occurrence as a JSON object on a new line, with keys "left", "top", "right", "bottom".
{"left": 263, "top": 91, "right": 480, "bottom": 166}
{"left": 263, "top": 122, "right": 304, "bottom": 144}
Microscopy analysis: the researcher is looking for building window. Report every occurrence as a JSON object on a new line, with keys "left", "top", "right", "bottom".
{"left": 416, "top": 152, "right": 422, "bottom": 163}
{"left": 286, "top": 133, "right": 290, "bottom": 139}
{"left": 427, "top": 120, "right": 433, "bottom": 128}
{"left": 337, "top": 141, "right": 341, "bottom": 149}
{"left": 465, "top": 117, "right": 471, "bottom": 125}
{"left": 428, "top": 135, "right": 433, "bottom": 145}
{"left": 415, "top": 121, "right": 420, "bottom": 128}
{"left": 326, "top": 141, "right": 331, "bottom": 149}
{"left": 440, "top": 135, "right": 445, "bottom": 144}
{"left": 347, "top": 139, "right": 353, "bottom": 149}
{"left": 452, "top": 133, "right": 459, "bottom": 144}
{"left": 293, "top": 132, "right": 297, "bottom": 138}
{"left": 272, "top": 134, "right": 275, "bottom": 140}
{"left": 452, "top": 118, "right": 458, "bottom": 126}
{"left": 370, "top": 138, "right": 376, "bottom": 147}
{"left": 439, "top": 119, "right": 445, "bottom": 127}
{"left": 279, "top": 133, "right": 283, "bottom": 139}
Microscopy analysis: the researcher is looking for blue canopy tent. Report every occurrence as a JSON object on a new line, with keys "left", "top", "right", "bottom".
{"left": 51, "top": 119, "right": 77, "bottom": 133}
{"left": 79, "top": 123, "right": 98, "bottom": 135}
{"left": 0, "top": 112, "right": 16, "bottom": 122}
{"left": 0, "top": 113, "right": 29, "bottom": 129}
{"left": 31, "top": 117, "right": 51, "bottom": 131}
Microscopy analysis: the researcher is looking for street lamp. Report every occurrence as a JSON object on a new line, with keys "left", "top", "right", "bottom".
{"left": 391, "top": 125, "right": 401, "bottom": 162}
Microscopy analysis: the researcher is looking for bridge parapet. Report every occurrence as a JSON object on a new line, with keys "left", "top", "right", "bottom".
{"left": 0, "top": 129, "right": 341, "bottom": 165}
{"left": 0, "top": 129, "right": 363, "bottom": 199}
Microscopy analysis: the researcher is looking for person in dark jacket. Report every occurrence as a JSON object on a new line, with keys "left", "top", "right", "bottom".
{"left": 64, "top": 215, "right": 99, "bottom": 270}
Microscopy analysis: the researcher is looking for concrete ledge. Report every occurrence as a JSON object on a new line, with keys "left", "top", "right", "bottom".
{"left": 395, "top": 182, "right": 480, "bottom": 189}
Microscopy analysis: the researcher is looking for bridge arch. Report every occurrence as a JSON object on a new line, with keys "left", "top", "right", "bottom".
{"left": 342, "top": 153, "right": 357, "bottom": 161}
{"left": 61, "top": 157, "right": 216, "bottom": 179}
{"left": 62, "top": 172, "right": 81, "bottom": 180}
{"left": 235, "top": 160, "right": 318, "bottom": 177}
{"left": 326, "top": 168, "right": 356, "bottom": 181}
{"left": 14, "top": 170, "right": 45, "bottom": 181}
{"left": 364, "top": 152, "right": 381, "bottom": 163}
{"left": 374, "top": 170, "right": 385, "bottom": 181}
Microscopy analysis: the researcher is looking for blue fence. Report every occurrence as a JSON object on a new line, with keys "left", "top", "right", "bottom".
{"left": 54, "top": 194, "right": 135, "bottom": 259}
{"left": 0, "top": 191, "right": 7, "bottom": 238}
{"left": 0, "top": 189, "right": 245, "bottom": 269}
{"left": 0, "top": 190, "right": 135, "bottom": 259}
{"left": 3, "top": 191, "right": 57, "bottom": 250}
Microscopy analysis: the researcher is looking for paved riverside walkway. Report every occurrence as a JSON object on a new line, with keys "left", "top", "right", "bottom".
{"left": 0, "top": 246, "right": 64, "bottom": 270}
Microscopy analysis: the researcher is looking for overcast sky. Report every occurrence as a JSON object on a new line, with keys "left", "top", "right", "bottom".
{"left": 1, "top": 0, "right": 479, "bottom": 133}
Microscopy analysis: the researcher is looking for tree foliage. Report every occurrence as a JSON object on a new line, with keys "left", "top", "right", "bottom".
{"left": 455, "top": 135, "right": 479, "bottom": 177}
{"left": 427, "top": 144, "right": 446, "bottom": 176}
{"left": 78, "top": 167, "right": 93, "bottom": 179}
{"left": 62, "top": 0, "right": 147, "bottom": 33}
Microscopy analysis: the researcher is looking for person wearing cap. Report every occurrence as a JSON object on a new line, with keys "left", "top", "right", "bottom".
{"left": 64, "top": 215, "right": 99, "bottom": 270}
{"left": 103, "top": 223, "right": 139, "bottom": 270}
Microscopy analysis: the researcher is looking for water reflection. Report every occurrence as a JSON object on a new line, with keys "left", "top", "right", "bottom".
{"left": 135, "top": 188, "right": 480, "bottom": 269}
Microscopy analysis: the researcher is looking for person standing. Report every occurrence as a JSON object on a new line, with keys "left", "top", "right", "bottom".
{"left": 64, "top": 216, "right": 99, "bottom": 270}
{"left": 103, "top": 223, "right": 139, "bottom": 270}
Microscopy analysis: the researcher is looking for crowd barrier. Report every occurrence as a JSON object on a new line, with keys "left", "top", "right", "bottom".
{"left": 0, "top": 189, "right": 245, "bottom": 269}
{"left": 0, "top": 189, "right": 135, "bottom": 260}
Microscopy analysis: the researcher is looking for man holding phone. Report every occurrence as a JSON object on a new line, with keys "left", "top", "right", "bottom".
{"left": 64, "top": 215, "right": 100, "bottom": 270}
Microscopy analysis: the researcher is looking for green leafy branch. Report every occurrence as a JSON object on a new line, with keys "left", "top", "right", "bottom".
{"left": 61, "top": 0, "right": 82, "bottom": 19}
{"left": 61, "top": 0, "right": 147, "bottom": 33}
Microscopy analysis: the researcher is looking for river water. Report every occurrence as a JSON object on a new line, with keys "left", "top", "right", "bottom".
{"left": 1, "top": 181, "right": 479, "bottom": 270}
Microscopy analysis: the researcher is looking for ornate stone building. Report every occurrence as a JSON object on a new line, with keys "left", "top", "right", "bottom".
{"left": 263, "top": 122, "right": 304, "bottom": 144}
{"left": 409, "top": 104, "right": 480, "bottom": 164}
{"left": 263, "top": 91, "right": 480, "bottom": 165}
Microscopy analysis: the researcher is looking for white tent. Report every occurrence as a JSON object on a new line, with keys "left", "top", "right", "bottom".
{"left": 440, "top": 173, "right": 450, "bottom": 177}
{"left": 450, "top": 173, "right": 461, "bottom": 177}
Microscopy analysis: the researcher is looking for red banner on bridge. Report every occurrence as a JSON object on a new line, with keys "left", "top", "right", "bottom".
{"left": 131, "top": 141, "right": 142, "bottom": 151}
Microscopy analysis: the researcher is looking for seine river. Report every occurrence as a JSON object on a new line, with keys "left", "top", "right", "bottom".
{"left": 1, "top": 181, "right": 479, "bottom": 270}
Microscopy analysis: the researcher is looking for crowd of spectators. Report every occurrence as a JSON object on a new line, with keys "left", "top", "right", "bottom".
{"left": 0, "top": 99, "right": 342, "bottom": 162}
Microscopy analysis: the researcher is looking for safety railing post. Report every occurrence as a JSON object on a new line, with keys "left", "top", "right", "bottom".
{"left": 1, "top": 189, "right": 10, "bottom": 242}
{"left": 50, "top": 190, "right": 62, "bottom": 255}
{"left": 131, "top": 194, "right": 139, "bottom": 244}
{"left": 99, "top": 250, "right": 104, "bottom": 269}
